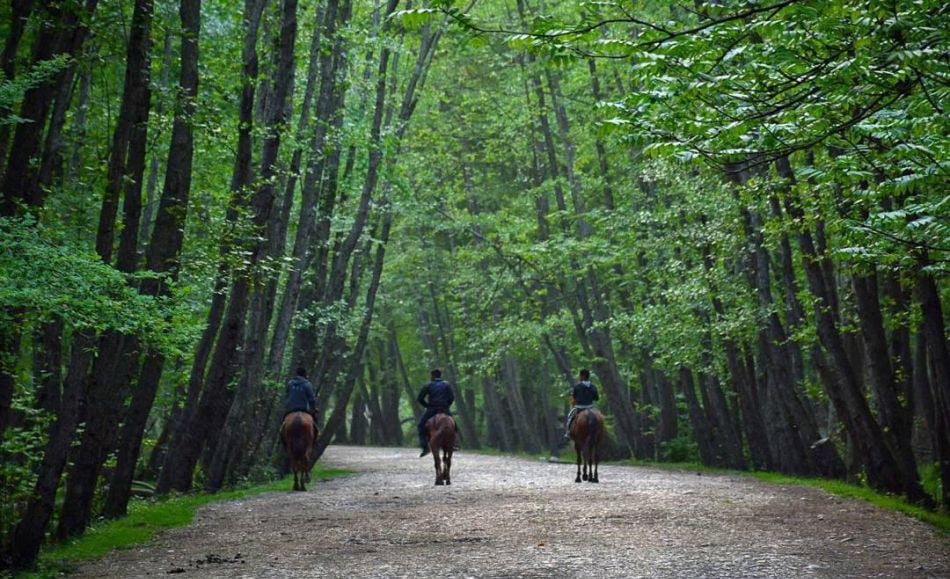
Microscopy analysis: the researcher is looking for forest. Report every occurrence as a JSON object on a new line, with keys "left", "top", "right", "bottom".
{"left": 0, "top": 0, "right": 948, "bottom": 570}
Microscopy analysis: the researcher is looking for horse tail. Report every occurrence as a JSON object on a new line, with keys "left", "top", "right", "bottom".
{"left": 432, "top": 415, "right": 456, "bottom": 451}
{"left": 587, "top": 409, "right": 603, "bottom": 445}
{"left": 583, "top": 410, "right": 600, "bottom": 459}
{"left": 289, "top": 414, "right": 308, "bottom": 468}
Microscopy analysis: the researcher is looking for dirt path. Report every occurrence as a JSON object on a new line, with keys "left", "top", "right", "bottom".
{"left": 74, "top": 446, "right": 949, "bottom": 578}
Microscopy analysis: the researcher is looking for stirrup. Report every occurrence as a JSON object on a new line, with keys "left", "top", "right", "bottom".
{"left": 419, "top": 448, "right": 429, "bottom": 457}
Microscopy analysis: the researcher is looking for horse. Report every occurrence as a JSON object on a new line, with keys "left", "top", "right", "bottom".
{"left": 570, "top": 408, "right": 604, "bottom": 483}
{"left": 426, "top": 413, "right": 456, "bottom": 486}
{"left": 281, "top": 411, "right": 317, "bottom": 491}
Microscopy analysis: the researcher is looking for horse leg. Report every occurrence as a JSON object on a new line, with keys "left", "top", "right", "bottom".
{"left": 444, "top": 450, "right": 452, "bottom": 485}
{"left": 575, "top": 444, "right": 582, "bottom": 483}
{"left": 592, "top": 446, "right": 599, "bottom": 483}
{"left": 292, "top": 470, "right": 299, "bottom": 491}
{"left": 433, "top": 449, "right": 443, "bottom": 485}
{"left": 583, "top": 445, "right": 591, "bottom": 481}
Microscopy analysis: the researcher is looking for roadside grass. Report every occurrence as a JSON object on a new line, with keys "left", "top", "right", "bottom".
{"left": 593, "top": 455, "right": 950, "bottom": 534}
{"left": 16, "top": 465, "right": 351, "bottom": 579}
{"left": 749, "top": 472, "right": 950, "bottom": 534}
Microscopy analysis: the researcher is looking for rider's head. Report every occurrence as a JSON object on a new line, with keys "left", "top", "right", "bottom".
{"left": 431, "top": 368, "right": 442, "bottom": 380}
{"left": 296, "top": 367, "right": 307, "bottom": 378}
{"left": 579, "top": 368, "right": 590, "bottom": 380}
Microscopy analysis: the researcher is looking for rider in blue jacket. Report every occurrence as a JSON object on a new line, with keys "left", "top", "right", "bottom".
{"left": 417, "top": 368, "right": 455, "bottom": 457}
{"left": 285, "top": 367, "right": 316, "bottom": 419}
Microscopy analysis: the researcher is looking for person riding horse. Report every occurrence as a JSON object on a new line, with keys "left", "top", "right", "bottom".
{"left": 281, "top": 367, "right": 318, "bottom": 490}
{"left": 564, "top": 368, "right": 599, "bottom": 440}
{"left": 417, "top": 368, "right": 455, "bottom": 457}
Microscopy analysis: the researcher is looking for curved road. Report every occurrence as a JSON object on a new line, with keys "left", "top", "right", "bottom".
{"left": 74, "top": 446, "right": 949, "bottom": 578}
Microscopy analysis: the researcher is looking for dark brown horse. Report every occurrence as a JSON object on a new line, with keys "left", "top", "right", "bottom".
{"left": 570, "top": 408, "right": 604, "bottom": 483}
{"left": 281, "top": 411, "right": 317, "bottom": 491}
{"left": 426, "top": 413, "right": 456, "bottom": 485}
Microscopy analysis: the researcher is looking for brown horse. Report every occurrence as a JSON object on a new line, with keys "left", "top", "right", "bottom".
{"left": 426, "top": 413, "right": 456, "bottom": 486}
{"left": 570, "top": 408, "right": 604, "bottom": 483}
{"left": 281, "top": 411, "right": 317, "bottom": 491}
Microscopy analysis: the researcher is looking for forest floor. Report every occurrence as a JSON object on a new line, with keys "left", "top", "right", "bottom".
{"left": 72, "top": 445, "right": 949, "bottom": 578}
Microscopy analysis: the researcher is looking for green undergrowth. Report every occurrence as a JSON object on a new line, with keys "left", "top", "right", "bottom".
{"left": 16, "top": 465, "right": 351, "bottom": 579}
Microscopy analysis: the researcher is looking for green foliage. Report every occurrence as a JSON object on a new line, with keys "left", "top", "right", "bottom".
{"left": 0, "top": 393, "right": 52, "bottom": 545}
{"left": 0, "top": 218, "right": 167, "bottom": 344}
{"left": 0, "top": 55, "right": 71, "bottom": 125}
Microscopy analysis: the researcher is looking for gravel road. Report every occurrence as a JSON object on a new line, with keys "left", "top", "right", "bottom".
{"left": 72, "top": 445, "right": 950, "bottom": 578}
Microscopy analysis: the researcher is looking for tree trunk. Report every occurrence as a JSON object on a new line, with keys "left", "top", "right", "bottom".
{"left": 916, "top": 250, "right": 950, "bottom": 506}
{"left": 157, "top": 0, "right": 264, "bottom": 494}
{"left": 266, "top": 0, "right": 349, "bottom": 399}
{"left": 204, "top": 0, "right": 299, "bottom": 492}
{"left": 139, "top": 0, "right": 202, "bottom": 496}
{"left": 779, "top": 160, "right": 926, "bottom": 501}
{"left": 679, "top": 367, "right": 718, "bottom": 465}
{"left": 56, "top": 0, "right": 155, "bottom": 537}
{"left": 0, "top": 0, "right": 36, "bottom": 177}
{"left": 312, "top": 206, "right": 394, "bottom": 461}
{"left": 1, "top": 0, "right": 99, "bottom": 216}
{"left": 8, "top": 332, "right": 93, "bottom": 569}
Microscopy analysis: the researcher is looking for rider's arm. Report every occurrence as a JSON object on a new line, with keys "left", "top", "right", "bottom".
{"left": 417, "top": 385, "right": 429, "bottom": 408}
{"left": 306, "top": 382, "right": 316, "bottom": 410}
{"left": 593, "top": 385, "right": 600, "bottom": 401}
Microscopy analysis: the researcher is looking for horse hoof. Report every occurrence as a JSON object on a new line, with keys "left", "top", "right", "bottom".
{"left": 435, "top": 480, "right": 444, "bottom": 486}
{"left": 575, "top": 477, "right": 581, "bottom": 483}
{"left": 590, "top": 479, "right": 599, "bottom": 484}
{"left": 445, "top": 480, "right": 451, "bottom": 485}
{"left": 582, "top": 474, "right": 588, "bottom": 481}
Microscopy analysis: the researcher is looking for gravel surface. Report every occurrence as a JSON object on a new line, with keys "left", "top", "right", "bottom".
{"left": 73, "top": 445, "right": 950, "bottom": 578}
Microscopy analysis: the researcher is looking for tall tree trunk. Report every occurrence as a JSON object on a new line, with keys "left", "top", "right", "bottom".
{"left": 266, "top": 0, "right": 346, "bottom": 382}
{"left": 138, "top": 28, "right": 174, "bottom": 253}
{"left": 205, "top": 0, "right": 299, "bottom": 492}
{"left": 0, "top": 0, "right": 36, "bottom": 177}
{"left": 312, "top": 206, "right": 393, "bottom": 460}
{"left": 8, "top": 332, "right": 93, "bottom": 569}
{"left": 915, "top": 250, "right": 950, "bottom": 506}
{"left": 679, "top": 367, "right": 718, "bottom": 465}
{"left": 852, "top": 271, "right": 922, "bottom": 488}
{"left": 1, "top": 0, "right": 99, "bottom": 216}
{"left": 158, "top": 0, "right": 265, "bottom": 494}
{"left": 57, "top": 0, "right": 155, "bottom": 538}
{"left": 779, "top": 159, "right": 927, "bottom": 502}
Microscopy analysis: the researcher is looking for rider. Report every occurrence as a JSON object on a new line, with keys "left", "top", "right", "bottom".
{"left": 563, "top": 368, "right": 599, "bottom": 440}
{"left": 284, "top": 367, "right": 317, "bottom": 426}
{"left": 416, "top": 368, "right": 455, "bottom": 457}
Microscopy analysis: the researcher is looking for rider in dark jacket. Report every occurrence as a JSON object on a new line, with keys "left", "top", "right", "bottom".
{"left": 564, "top": 368, "right": 599, "bottom": 439}
{"left": 285, "top": 367, "right": 316, "bottom": 418}
{"left": 417, "top": 368, "right": 455, "bottom": 457}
